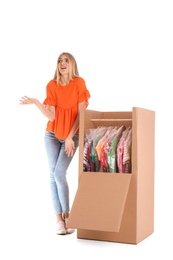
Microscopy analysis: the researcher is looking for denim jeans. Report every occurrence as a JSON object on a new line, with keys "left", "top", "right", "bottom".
{"left": 44, "top": 131, "right": 79, "bottom": 214}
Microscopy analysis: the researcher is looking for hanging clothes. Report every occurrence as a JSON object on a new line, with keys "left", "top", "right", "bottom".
{"left": 123, "top": 128, "right": 132, "bottom": 173}
{"left": 83, "top": 125, "right": 132, "bottom": 173}
{"left": 117, "top": 127, "right": 131, "bottom": 173}
{"left": 107, "top": 125, "right": 126, "bottom": 173}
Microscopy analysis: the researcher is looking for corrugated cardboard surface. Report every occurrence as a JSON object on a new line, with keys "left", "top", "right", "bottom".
{"left": 133, "top": 107, "right": 155, "bottom": 242}
{"left": 68, "top": 107, "right": 155, "bottom": 244}
{"left": 67, "top": 172, "right": 131, "bottom": 232}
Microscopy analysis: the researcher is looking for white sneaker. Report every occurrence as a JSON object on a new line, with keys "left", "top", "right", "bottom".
{"left": 64, "top": 218, "right": 75, "bottom": 234}
{"left": 56, "top": 221, "right": 66, "bottom": 235}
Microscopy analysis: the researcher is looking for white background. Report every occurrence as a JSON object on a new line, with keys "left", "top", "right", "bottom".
{"left": 0, "top": 0, "right": 172, "bottom": 259}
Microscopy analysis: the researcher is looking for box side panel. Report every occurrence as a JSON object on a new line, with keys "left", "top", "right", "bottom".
{"left": 134, "top": 107, "right": 155, "bottom": 242}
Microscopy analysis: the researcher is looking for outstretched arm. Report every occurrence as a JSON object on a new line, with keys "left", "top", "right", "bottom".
{"left": 19, "top": 96, "right": 55, "bottom": 122}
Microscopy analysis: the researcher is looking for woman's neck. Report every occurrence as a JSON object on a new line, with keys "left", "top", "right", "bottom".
{"left": 60, "top": 75, "right": 69, "bottom": 86}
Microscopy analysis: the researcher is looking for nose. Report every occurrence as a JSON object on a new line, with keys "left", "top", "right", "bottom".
{"left": 61, "top": 59, "right": 67, "bottom": 65}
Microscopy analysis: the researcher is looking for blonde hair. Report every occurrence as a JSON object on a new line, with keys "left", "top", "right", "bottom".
{"left": 53, "top": 52, "right": 79, "bottom": 83}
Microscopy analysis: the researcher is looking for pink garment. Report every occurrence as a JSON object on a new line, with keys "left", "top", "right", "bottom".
{"left": 117, "top": 138, "right": 125, "bottom": 173}
{"left": 117, "top": 127, "right": 131, "bottom": 173}
{"left": 123, "top": 129, "right": 132, "bottom": 173}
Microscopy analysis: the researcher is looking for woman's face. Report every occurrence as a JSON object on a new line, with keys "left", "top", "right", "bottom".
{"left": 57, "top": 54, "right": 71, "bottom": 75}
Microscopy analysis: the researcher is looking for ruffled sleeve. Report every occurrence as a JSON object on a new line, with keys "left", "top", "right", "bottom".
{"left": 78, "top": 89, "right": 90, "bottom": 107}
{"left": 43, "top": 81, "right": 57, "bottom": 106}
{"left": 42, "top": 80, "right": 56, "bottom": 133}
{"left": 77, "top": 78, "right": 91, "bottom": 108}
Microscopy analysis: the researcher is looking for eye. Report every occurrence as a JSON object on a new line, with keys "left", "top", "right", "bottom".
{"left": 65, "top": 58, "right": 69, "bottom": 63}
{"left": 58, "top": 59, "right": 62, "bottom": 63}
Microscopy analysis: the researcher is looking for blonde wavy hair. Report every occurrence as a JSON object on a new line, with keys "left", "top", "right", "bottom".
{"left": 53, "top": 52, "right": 79, "bottom": 83}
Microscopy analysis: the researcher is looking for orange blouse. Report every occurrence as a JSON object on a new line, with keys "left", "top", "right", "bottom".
{"left": 43, "top": 77, "right": 91, "bottom": 140}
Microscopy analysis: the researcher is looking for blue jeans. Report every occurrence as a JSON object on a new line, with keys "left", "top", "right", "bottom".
{"left": 44, "top": 131, "right": 79, "bottom": 214}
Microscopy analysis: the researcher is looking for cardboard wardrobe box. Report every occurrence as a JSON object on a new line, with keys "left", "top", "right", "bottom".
{"left": 67, "top": 107, "right": 155, "bottom": 244}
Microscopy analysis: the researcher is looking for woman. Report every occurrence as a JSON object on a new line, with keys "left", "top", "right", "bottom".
{"left": 19, "top": 52, "right": 91, "bottom": 235}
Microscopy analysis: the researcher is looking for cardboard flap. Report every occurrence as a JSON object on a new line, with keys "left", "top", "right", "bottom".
{"left": 67, "top": 172, "right": 131, "bottom": 232}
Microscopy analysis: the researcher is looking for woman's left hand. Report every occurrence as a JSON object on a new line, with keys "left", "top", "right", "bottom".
{"left": 19, "top": 96, "right": 38, "bottom": 105}
{"left": 65, "top": 138, "right": 75, "bottom": 157}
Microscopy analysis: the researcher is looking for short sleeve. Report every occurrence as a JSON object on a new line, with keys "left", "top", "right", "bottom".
{"left": 43, "top": 81, "right": 57, "bottom": 106}
{"left": 78, "top": 89, "right": 91, "bottom": 107}
{"left": 77, "top": 78, "right": 91, "bottom": 107}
